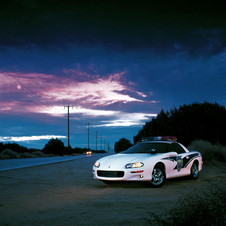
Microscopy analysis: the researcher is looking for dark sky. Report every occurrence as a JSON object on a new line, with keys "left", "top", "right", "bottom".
{"left": 1, "top": 0, "right": 226, "bottom": 151}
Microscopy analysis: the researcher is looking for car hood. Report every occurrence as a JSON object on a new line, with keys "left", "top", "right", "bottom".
{"left": 97, "top": 153, "right": 154, "bottom": 170}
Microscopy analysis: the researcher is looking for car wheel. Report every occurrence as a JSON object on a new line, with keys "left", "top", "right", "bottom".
{"left": 190, "top": 161, "right": 199, "bottom": 180}
{"left": 146, "top": 165, "right": 166, "bottom": 188}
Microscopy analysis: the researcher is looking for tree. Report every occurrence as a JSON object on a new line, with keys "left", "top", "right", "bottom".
{"left": 42, "top": 138, "right": 65, "bottom": 155}
{"left": 114, "top": 138, "right": 133, "bottom": 153}
{"left": 134, "top": 102, "right": 226, "bottom": 146}
{"left": 1, "top": 142, "right": 28, "bottom": 153}
{"left": 0, "top": 142, "right": 4, "bottom": 152}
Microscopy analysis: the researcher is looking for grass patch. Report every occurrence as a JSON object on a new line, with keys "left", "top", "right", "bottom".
{"left": 188, "top": 140, "right": 226, "bottom": 162}
{"left": 0, "top": 149, "right": 54, "bottom": 159}
{"left": 0, "top": 149, "right": 20, "bottom": 159}
{"left": 144, "top": 184, "right": 226, "bottom": 226}
{"left": 144, "top": 140, "right": 226, "bottom": 225}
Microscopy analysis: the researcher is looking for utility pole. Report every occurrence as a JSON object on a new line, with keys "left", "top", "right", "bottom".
{"left": 96, "top": 131, "right": 98, "bottom": 151}
{"left": 100, "top": 137, "right": 102, "bottom": 150}
{"left": 86, "top": 122, "right": 91, "bottom": 150}
{"left": 64, "top": 105, "right": 73, "bottom": 148}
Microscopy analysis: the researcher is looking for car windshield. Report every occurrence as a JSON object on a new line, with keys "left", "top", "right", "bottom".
{"left": 123, "top": 142, "right": 169, "bottom": 154}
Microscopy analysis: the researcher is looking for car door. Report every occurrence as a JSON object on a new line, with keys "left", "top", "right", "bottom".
{"left": 166, "top": 143, "right": 190, "bottom": 178}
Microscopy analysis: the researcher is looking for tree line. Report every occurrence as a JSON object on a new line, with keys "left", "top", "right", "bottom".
{"left": 114, "top": 102, "right": 226, "bottom": 153}
{"left": 133, "top": 102, "right": 226, "bottom": 146}
{"left": 0, "top": 138, "right": 106, "bottom": 156}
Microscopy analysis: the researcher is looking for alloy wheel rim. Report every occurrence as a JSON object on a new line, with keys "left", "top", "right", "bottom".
{"left": 192, "top": 164, "right": 198, "bottom": 177}
{"left": 152, "top": 168, "right": 164, "bottom": 185}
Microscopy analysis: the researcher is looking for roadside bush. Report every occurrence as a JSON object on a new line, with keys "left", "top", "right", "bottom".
{"left": 63, "top": 146, "right": 73, "bottom": 155}
{"left": 20, "top": 151, "right": 51, "bottom": 158}
{"left": 114, "top": 138, "right": 133, "bottom": 153}
{"left": 0, "top": 142, "right": 28, "bottom": 153}
{"left": 0, "top": 149, "right": 20, "bottom": 159}
{"left": 42, "top": 138, "right": 65, "bottom": 155}
{"left": 0, "top": 149, "right": 52, "bottom": 159}
{"left": 188, "top": 140, "right": 226, "bottom": 162}
{"left": 30, "top": 151, "right": 51, "bottom": 157}
{"left": 94, "top": 150, "right": 107, "bottom": 153}
{"left": 0, "top": 142, "right": 4, "bottom": 152}
{"left": 134, "top": 102, "right": 226, "bottom": 146}
{"left": 73, "top": 147, "right": 85, "bottom": 154}
{"left": 144, "top": 184, "right": 226, "bottom": 226}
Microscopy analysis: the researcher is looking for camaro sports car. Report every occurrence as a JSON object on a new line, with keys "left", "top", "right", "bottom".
{"left": 93, "top": 136, "right": 203, "bottom": 187}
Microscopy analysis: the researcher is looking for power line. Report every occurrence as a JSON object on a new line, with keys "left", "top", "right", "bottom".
{"left": 0, "top": 47, "right": 55, "bottom": 108}
{"left": 0, "top": 70, "right": 45, "bottom": 105}
{"left": 0, "top": 80, "right": 29, "bottom": 101}
{"left": 0, "top": 60, "right": 60, "bottom": 108}
{"left": 1, "top": 70, "right": 39, "bottom": 97}
{"left": 71, "top": 107, "right": 84, "bottom": 122}
{"left": 0, "top": 46, "right": 50, "bottom": 95}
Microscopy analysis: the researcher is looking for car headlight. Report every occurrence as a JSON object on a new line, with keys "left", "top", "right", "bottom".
{"left": 94, "top": 161, "right": 100, "bottom": 168}
{"left": 125, "top": 162, "right": 144, "bottom": 168}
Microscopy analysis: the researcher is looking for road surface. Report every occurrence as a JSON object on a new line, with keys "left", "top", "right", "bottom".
{"left": 0, "top": 154, "right": 106, "bottom": 171}
{"left": 0, "top": 155, "right": 226, "bottom": 226}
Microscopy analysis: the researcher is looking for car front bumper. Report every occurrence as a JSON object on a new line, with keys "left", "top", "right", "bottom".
{"left": 92, "top": 167, "right": 152, "bottom": 181}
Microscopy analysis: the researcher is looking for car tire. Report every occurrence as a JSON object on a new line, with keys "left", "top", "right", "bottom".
{"left": 190, "top": 161, "right": 199, "bottom": 180}
{"left": 146, "top": 165, "right": 166, "bottom": 188}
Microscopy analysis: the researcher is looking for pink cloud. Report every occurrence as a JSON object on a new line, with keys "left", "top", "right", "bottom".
{"left": 0, "top": 68, "right": 154, "bottom": 116}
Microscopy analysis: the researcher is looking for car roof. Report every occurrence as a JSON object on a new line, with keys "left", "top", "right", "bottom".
{"left": 141, "top": 141, "right": 174, "bottom": 144}
{"left": 141, "top": 136, "right": 177, "bottom": 143}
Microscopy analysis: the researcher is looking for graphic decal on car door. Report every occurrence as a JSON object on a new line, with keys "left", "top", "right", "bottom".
{"left": 162, "top": 153, "right": 200, "bottom": 171}
{"left": 176, "top": 155, "right": 183, "bottom": 172}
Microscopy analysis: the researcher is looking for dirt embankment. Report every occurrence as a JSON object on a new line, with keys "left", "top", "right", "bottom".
{"left": 1, "top": 156, "right": 226, "bottom": 226}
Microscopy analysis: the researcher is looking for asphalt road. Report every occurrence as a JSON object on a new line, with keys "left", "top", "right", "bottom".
{"left": 0, "top": 154, "right": 106, "bottom": 171}
{"left": 0, "top": 155, "right": 226, "bottom": 226}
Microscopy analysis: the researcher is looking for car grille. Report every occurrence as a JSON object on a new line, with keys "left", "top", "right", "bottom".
{"left": 97, "top": 170, "right": 124, "bottom": 178}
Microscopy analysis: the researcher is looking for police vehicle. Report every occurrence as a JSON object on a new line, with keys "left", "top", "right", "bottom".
{"left": 93, "top": 136, "right": 203, "bottom": 187}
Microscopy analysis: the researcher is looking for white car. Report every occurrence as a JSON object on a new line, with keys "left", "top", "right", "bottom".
{"left": 93, "top": 136, "right": 203, "bottom": 187}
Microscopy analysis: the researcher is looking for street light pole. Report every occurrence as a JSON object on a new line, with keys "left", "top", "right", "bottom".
{"left": 100, "top": 137, "right": 102, "bottom": 150}
{"left": 64, "top": 105, "right": 73, "bottom": 148}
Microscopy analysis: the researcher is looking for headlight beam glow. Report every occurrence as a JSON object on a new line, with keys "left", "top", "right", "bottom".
{"left": 125, "top": 162, "right": 144, "bottom": 168}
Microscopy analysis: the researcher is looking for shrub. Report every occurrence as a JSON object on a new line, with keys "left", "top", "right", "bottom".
{"left": 63, "top": 146, "right": 74, "bottom": 155}
{"left": 114, "top": 138, "right": 133, "bottom": 153}
{"left": 188, "top": 140, "right": 226, "bottom": 162}
{"left": 134, "top": 102, "right": 226, "bottom": 146}
{"left": 42, "top": 138, "right": 65, "bottom": 155}
{"left": 73, "top": 147, "right": 84, "bottom": 154}
{"left": 0, "top": 149, "right": 20, "bottom": 159}
{"left": 30, "top": 151, "right": 49, "bottom": 157}
{"left": 0, "top": 142, "right": 29, "bottom": 153}
{"left": 19, "top": 151, "right": 49, "bottom": 158}
{"left": 144, "top": 184, "right": 226, "bottom": 226}
{"left": 0, "top": 149, "right": 51, "bottom": 159}
{"left": 94, "top": 150, "right": 107, "bottom": 153}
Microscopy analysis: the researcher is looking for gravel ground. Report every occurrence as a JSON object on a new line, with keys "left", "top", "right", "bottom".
{"left": 1, "top": 155, "right": 226, "bottom": 226}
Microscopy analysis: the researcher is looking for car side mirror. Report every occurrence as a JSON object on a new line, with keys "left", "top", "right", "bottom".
{"left": 148, "top": 148, "right": 158, "bottom": 154}
{"left": 167, "top": 152, "right": 177, "bottom": 157}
